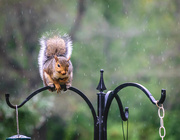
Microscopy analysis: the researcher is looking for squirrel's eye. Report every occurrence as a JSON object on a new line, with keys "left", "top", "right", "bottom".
{"left": 57, "top": 64, "right": 60, "bottom": 67}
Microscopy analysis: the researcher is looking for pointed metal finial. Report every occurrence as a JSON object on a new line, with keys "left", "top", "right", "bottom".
{"left": 96, "top": 69, "right": 107, "bottom": 92}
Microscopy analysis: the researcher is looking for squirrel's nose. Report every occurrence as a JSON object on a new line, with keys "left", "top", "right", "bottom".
{"left": 61, "top": 71, "right": 66, "bottom": 75}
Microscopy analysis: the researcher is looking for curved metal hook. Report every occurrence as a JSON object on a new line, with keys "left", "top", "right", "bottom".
{"left": 103, "top": 92, "right": 129, "bottom": 140}
{"left": 158, "top": 89, "right": 166, "bottom": 105}
{"left": 114, "top": 83, "right": 166, "bottom": 105}
{"left": 103, "top": 82, "right": 166, "bottom": 140}
{"left": 5, "top": 86, "right": 97, "bottom": 121}
{"left": 5, "top": 86, "right": 53, "bottom": 109}
{"left": 114, "top": 94, "right": 129, "bottom": 121}
{"left": 105, "top": 91, "right": 129, "bottom": 121}
{"left": 5, "top": 86, "right": 98, "bottom": 139}
{"left": 103, "top": 82, "right": 166, "bottom": 124}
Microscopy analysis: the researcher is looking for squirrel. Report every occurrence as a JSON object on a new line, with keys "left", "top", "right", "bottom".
{"left": 38, "top": 33, "right": 73, "bottom": 93}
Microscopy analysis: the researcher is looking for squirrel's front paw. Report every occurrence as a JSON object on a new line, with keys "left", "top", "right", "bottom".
{"left": 56, "top": 87, "right": 61, "bottom": 93}
{"left": 55, "top": 84, "right": 61, "bottom": 93}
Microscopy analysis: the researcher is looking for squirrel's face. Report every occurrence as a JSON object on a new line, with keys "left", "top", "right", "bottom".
{"left": 54, "top": 55, "right": 70, "bottom": 76}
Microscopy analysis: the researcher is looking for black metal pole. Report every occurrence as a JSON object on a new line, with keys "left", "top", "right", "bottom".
{"left": 96, "top": 69, "right": 107, "bottom": 140}
{"left": 97, "top": 92, "right": 105, "bottom": 140}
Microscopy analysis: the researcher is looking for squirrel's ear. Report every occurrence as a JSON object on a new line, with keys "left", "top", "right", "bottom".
{"left": 54, "top": 55, "right": 59, "bottom": 62}
{"left": 67, "top": 56, "right": 71, "bottom": 61}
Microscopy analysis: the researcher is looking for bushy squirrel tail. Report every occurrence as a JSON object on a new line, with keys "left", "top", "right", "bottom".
{"left": 38, "top": 33, "right": 73, "bottom": 79}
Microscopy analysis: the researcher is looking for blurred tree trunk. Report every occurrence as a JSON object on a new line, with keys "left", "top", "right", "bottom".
{"left": 70, "top": 0, "right": 86, "bottom": 41}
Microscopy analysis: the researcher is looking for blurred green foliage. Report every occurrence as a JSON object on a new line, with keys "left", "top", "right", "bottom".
{"left": 0, "top": 0, "right": 180, "bottom": 139}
